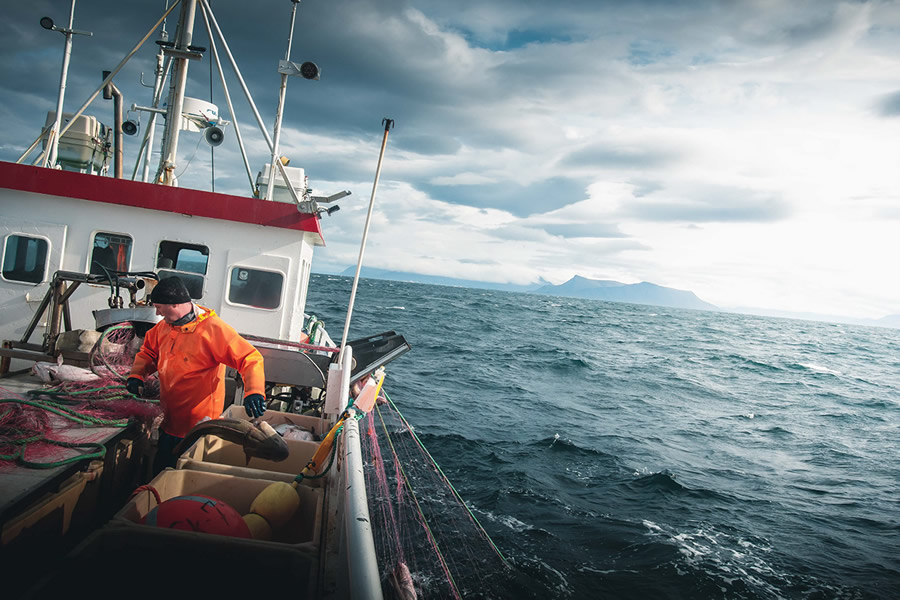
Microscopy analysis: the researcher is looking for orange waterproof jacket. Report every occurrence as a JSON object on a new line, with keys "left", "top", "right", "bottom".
{"left": 129, "top": 305, "right": 265, "bottom": 438}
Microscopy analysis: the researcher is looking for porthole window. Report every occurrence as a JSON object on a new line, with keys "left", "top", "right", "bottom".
{"left": 90, "top": 232, "right": 132, "bottom": 276}
{"left": 228, "top": 267, "right": 284, "bottom": 309}
{"left": 2, "top": 234, "right": 49, "bottom": 284}
{"left": 156, "top": 241, "right": 209, "bottom": 299}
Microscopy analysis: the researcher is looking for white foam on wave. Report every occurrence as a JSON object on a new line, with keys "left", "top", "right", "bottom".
{"left": 642, "top": 520, "right": 790, "bottom": 598}
{"left": 799, "top": 362, "right": 841, "bottom": 376}
{"left": 477, "top": 508, "right": 533, "bottom": 532}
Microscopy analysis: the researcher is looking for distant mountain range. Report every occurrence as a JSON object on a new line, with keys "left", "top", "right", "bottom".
{"left": 337, "top": 267, "right": 900, "bottom": 329}
{"left": 531, "top": 275, "right": 719, "bottom": 311}
{"left": 328, "top": 268, "right": 899, "bottom": 328}
{"left": 336, "top": 268, "right": 717, "bottom": 310}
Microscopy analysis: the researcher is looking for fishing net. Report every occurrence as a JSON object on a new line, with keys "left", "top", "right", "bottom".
{"left": 0, "top": 323, "right": 161, "bottom": 469}
{"left": 361, "top": 393, "right": 509, "bottom": 599}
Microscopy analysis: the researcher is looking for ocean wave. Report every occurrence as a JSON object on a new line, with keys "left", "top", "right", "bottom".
{"left": 759, "top": 426, "right": 794, "bottom": 437}
{"left": 629, "top": 469, "right": 685, "bottom": 492}
{"left": 537, "top": 435, "right": 613, "bottom": 459}
{"left": 797, "top": 362, "right": 842, "bottom": 376}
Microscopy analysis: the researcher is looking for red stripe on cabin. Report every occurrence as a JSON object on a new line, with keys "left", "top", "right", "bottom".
{"left": 0, "top": 161, "right": 324, "bottom": 243}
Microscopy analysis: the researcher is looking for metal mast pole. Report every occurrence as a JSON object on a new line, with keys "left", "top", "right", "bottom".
{"left": 157, "top": 0, "right": 198, "bottom": 185}
{"left": 338, "top": 119, "right": 394, "bottom": 361}
{"left": 265, "top": 0, "right": 301, "bottom": 201}
{"left": 46, "top": 0, "right": 92, "bottom": 169}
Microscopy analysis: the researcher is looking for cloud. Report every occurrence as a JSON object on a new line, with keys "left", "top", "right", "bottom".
{"left": 540, "top": 222, "right": 626, "bottom": 238}
{"left": 418, "top": 175, "right": 591, "bottom": 216}
{"left": 3, "top": 0, "right": 900, "bottom": 317}
{"left": 560, "top": 142, "right": 679, "bottom": 169}
{"left": 628, "top": 192, "right": 791, "bottom": 223}
{"left": 876, "top": 90, "right": 900, "bottom": 117}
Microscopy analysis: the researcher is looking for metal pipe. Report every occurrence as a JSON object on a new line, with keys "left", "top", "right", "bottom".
{"left": 157, "top": 0, "right": 198, "bottom": 186}
{"left": 338, "top": 119, "right": 394, "bottom": 359}
{"left": 114, "top": 87, "right": 123, "bottom": 178}
{"left": 343, "top": 414, "right": 384, "bottom": 600}
{"left": 266, "top": 0, "right": 301, "bottom": 201}
{"left": 104, "top": 72, "right": 124, "bottom": 179}
{"left": 18, "top": 0, "right": 182, "bottom": 166}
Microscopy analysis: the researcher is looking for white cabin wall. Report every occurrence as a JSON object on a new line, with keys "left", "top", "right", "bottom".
{"left": 0, "top": 188, "right": 318, "bottom": 347}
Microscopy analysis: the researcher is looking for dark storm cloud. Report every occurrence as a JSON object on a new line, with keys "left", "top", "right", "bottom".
{"left": 395, "top": 134, "right": 462, "bottom": 156}
{"left": 418, "top": 175, "right": 591, "bottom": 217}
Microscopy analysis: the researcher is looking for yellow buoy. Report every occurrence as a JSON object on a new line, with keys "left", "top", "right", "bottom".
{"left": 249, "top": 481, "right": 300, "bottom": 528}
{"left": 243, "top": 513, "right": 272, "bottom": 540}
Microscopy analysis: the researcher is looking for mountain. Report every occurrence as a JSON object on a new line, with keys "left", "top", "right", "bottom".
{"left": 533, "top": 276, "right": 719, "bottom": 311}
{"left": 321, "top": 268, "right": 898, "bottom": 326}
{"left": 337, "top": 267, "right": 548, "bottom": 293}
{"left": 876, "top": 314, "right": 900, "bottom": 328}
{"left": 331, "top": 269, "right": 717, "bottom": 311}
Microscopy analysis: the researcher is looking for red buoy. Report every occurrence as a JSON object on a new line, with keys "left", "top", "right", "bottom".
{"left": 142, "top": 494, "right": 250, "bottom": 538}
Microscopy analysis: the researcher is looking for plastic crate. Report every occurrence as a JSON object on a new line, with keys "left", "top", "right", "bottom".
{"left": 26, "top": 523, "right": 315, "bottom": 598}
{"left": 221, "top": 404, "right": 330, "bottom": 438}
{"left": 112, "top": 469, "right": 322, "bottom": 553}
{"left": 176, "top": 433, "right": 323, "bottom": 487}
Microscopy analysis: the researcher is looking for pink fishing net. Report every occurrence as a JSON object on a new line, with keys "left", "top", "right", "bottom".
{"left": 361, "top": 399, "right": 508, "bottom": 599}
{"left": 0, "top": 324, "right": 161, "bottom": 468}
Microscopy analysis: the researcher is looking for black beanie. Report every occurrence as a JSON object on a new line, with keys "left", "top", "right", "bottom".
{"left": 150, "top": 277, "right": 191, "bottom": 304}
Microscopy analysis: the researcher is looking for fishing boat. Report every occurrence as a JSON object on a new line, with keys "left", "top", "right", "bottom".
{"left": 0, "top": 1, "right": 511, "bottom": 598}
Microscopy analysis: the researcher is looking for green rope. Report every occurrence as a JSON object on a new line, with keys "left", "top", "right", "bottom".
{"left": 26, "top": 384, "right": 158, "bottom": 404}
{"left": 382, "top": 389, "right": 509, "bottom": 565}
{"left": 0, "top": 399, "right": 130, "bottom": 427}
{"left": 0, "top": 437, "right": 106, "bottom": 468}
{"left": 373, "top": 403, "right": 463, "bottom": 598}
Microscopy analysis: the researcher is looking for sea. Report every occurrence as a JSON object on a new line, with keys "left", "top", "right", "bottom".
{"left": 306, "top": 273, "right": 900, "bottom": 600}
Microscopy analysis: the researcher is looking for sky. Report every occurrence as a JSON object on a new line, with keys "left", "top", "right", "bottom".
{"left": 2, "top": 0, "right": 899, "bottom": 320}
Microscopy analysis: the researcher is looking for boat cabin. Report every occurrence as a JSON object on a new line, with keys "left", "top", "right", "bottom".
{"left": 0, "top": 160, "right": 325, "bottom": 374}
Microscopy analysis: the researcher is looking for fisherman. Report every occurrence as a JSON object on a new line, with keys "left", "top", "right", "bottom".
{"left": 126, "top": 276, "right": 267, "bottom": 474}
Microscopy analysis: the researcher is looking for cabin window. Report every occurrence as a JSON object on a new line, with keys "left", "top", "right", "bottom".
{"left": 2, "top": 234, "right": 49, "bottom": 284}
{"left": 89, "top": 232, "right": 132, "bottom": 276}
{"left": 227, "top": 267, "right": 284, "bottom": 310}
{"left": 156, "top": 241, "right": 209, "bottom": 299}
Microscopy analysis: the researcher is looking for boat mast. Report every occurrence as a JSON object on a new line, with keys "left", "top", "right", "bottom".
{"left": 43, "top": 0, "right": 92, "bottom": 169}
{"left": 157, "top": 0, "right": 199, "bottom": 185}
{"left": 265, "top": 0, "right": 301, "bottom": 201}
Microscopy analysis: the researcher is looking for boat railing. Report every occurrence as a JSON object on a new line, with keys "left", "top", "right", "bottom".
{"left": 324, "top": 346, "right": 384, "bottom": 600}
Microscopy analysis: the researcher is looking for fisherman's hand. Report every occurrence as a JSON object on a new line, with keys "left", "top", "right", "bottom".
{"left": 244, "top": 393, "right": 267, "bottom": 418}
{"left": 126, "top": 377, "right": 144, "bottom": 397}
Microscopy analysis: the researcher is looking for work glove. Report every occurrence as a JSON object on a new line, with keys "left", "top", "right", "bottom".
{"left": 244, "top": 393, "right": 267, "bottom": 418}
{"left": 126, "top": 377, "right": 144, "bottom": 397}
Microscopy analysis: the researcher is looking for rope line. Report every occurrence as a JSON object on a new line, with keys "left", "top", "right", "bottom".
{"left": 0, "top": 435, "right": 107, "bottom": 468}
{"left": 0, "top": 399, "right": 130, "bottom": 427}
{"left": 294, "top": 427, "right": 340, "bottom": 483}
